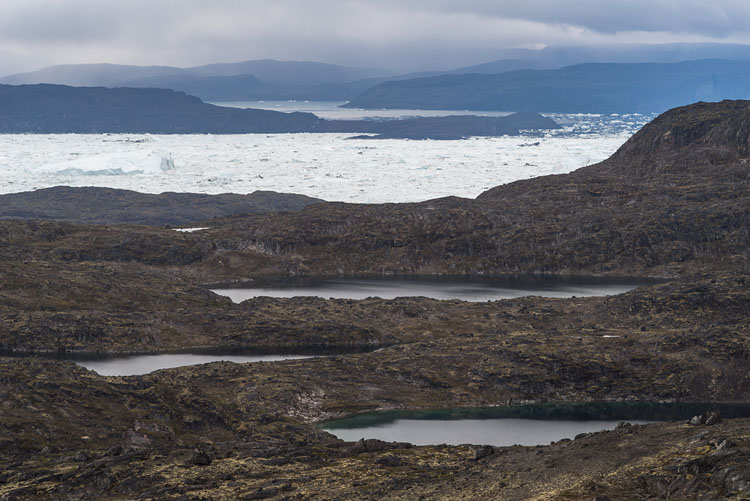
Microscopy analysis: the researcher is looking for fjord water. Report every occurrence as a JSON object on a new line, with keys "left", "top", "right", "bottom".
{"left": 211, "top": 275, "right": 661, "bottom": 303}
{"left": 322, "top": 403, "right": 750, "bottom": 446}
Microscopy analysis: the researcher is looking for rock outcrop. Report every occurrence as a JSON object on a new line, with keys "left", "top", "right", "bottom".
{"left": 0, "top": 187, "right": 323, "bottom": 226}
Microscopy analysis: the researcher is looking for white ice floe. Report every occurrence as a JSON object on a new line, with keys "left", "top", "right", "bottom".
{"left": 173, "top": 227, "right": 209, "bottom": 232}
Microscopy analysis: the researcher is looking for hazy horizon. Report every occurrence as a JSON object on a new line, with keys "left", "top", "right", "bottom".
{"left": 2, "top": 1, "right": 750, "bottom": 75}
{"left": 6, "top": 41, "right": 750, "bottom": 77}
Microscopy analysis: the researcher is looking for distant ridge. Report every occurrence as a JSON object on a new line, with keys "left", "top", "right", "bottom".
{"left": 0, "top": 83, "right": 559, "bottom": 138}
{"left": 0, "top": 63, "right": 185, "bottom": 87}
{"left": 0, "top": 187, "right": 323, "bottom": 226}
{"left": 0, "top": 59, "right": 386, "bottom": 87}
{"left": 0, "top": 84, "right": 321, "bottom": 134}
{"left": 344, "top": 59, "right": 750, "bottom": 113}
{"left": 120, "top": 73, "right": 357, "bottom": 102}
{"left": 6, "top": 44, "right": 750, "bottom": 103}
{"left": 0, "top": 59, "right": 391, "bottom": 102}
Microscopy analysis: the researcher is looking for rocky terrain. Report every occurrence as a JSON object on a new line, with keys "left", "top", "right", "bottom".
{"left": 1, "top": 100, "right": 749, "bottom": 499}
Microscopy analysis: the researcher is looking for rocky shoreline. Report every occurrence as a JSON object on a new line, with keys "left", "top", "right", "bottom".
{"left": 1, "top": 100, "right": 749, "bottom": 499}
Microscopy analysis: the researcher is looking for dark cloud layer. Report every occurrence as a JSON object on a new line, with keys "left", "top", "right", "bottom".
{"left": 403, "top": 1, "right": 749, "bottom": 37}
{"left": 0, "top": 0, "right": 748, "bottom": 74}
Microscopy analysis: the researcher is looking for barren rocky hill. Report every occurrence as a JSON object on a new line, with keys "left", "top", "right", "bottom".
{"left": 0, "top": 187, "right": 322, "bottom": 226}
{"left": 187, "top": 100, "right": 749, "bottom": 278}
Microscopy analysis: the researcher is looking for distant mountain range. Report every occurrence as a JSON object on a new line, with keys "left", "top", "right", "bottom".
{"left": 119, "top": 74, "right": 359, "bottom": 102}
{"left": 6, "top": 43, "right": 750, "bottom": 105}
{"left": 0, "top": 59, "right": 386, "bottom": 88}
{"left": 0, "top": 84, "right": 558, "bottom": 138}
{"left": 467, "top": 42, "right": 750, "bottom": 68}
{"left": 345, "top": 59, "right": 750, "bottom": 113}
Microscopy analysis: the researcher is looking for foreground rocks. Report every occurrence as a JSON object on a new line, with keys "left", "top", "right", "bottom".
{"left": 0, "top": 357, "right": 748, "bottom": 500}
{"left": 0, "top": 269, "right": 748, "bottom": 498}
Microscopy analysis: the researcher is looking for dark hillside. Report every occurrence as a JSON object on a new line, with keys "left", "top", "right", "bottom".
{"left": 0, "top": 84, "right": 559, "bottom": 137}
{"left": 195, "top": 100, "right": 750, "bottom": 278}
{"left": 0, "top": 187, "right": 323, "bottom": 226}
{"left": 0, "top": 84, "right": 321, "bottom": 133}
{"left": 344, "top": 60, "right": 750, "bottom": 113}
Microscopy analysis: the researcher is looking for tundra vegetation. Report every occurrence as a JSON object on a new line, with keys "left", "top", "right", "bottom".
{"left": 1, "top": 100, "right": 749, "bottom": 499}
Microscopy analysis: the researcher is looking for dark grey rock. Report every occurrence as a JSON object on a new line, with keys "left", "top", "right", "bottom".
{"left": 473, "top": 445, "right": 495, "bottom": 461}
{"left": 375, "top": 455, "right": 404, "bottom": 467}
{"left": 704, "top": 411, "right": 722, "bottom": 425}
{"left": 243, "top": 486, "right": 284, "bottom": 499}
{"left": 125, "top": 430, "right": 152, "bottom": 449}
{"left": 106, "top": 444, "right": 123, "bottom": 456}
{"left": 189, "top": 449, "right": 212, "bottom": 466}
{"left": 688, "top": 411, "right": 722, "bottom": 426}
{"left": 352, "top": 438, "right": 388, "bottom": 454}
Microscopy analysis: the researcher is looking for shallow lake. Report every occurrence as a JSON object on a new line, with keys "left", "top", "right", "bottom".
{"left": 2, "top": 347, "right": 363, "bottom": 376}
{"left": 322, "top": 402, "right": 750, "bottom": 446}
{"left": 211, "top": 275, "right": 662, "bottom": 303}
{"left": 75, "top": 352, "right": 313, "bottom": 376}
{"left": 326, "top": 417, "right": 648, "bottom": 446}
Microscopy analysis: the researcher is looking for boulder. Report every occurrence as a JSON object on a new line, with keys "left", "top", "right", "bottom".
{"left": 189, "top": 449, "right": 212, "bottom": 466}
{"left": 375, "top": 455, "right": 404, "bottom": 467}
{"left": 474, "top": 445, "right": 495, "bottom": 461}
{"left": 352, "top": 438, "right": 388, "bottom": 454}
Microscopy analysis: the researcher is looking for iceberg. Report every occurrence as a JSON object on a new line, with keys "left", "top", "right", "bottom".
{"left": 55, "top": 167, "right": 144, "bottom": 176}
{"left": 160, "top": 155, "right": 176, "bottom": 172}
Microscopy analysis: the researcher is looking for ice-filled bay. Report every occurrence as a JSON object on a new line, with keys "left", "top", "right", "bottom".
{"left": 0, "top": 107, "right": 653, "bottom": 203}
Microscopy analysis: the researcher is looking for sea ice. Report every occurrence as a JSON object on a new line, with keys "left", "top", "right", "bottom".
{"left": 0, "top": 110, "right": 654, "bottom": 203}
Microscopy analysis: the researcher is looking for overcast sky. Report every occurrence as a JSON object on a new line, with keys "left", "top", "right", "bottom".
{"left": 1, "top": 0, "right": 749, "bottom": 74}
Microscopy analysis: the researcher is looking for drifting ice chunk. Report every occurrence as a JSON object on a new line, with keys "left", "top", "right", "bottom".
{"left": 55, "top": 167, "right": 142, "bottom": 176}
{"left": 160, "top": 155, "right": 176, "bottom": 172}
